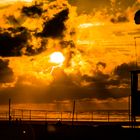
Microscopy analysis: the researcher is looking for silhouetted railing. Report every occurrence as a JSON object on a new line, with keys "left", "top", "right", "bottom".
{"left": 0, "top": 109, "right": 132, "bottom": 122}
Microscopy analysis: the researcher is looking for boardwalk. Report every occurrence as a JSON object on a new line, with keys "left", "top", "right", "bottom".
{"left": 0, "top": 109, "right": 140, "bottom": 140}
{"left": 0, "top": 120, "right": 140, "bottom": 140}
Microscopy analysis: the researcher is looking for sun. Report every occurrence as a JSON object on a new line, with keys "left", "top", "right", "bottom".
{"left": 50, "top": 52, "right": 65, "bottom": 64}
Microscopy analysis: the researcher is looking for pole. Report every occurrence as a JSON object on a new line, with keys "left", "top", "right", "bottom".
{"left": 29, "top": 110, "right": 31, "bottom": 120}
{"left": 107, "top": 112, "right": 109, "bottom": 123}
{"left": 134, "top": 37, "right": 138, "bottom": 69}
{"left": 21, "top": 109, "right": 23, "bottom": 120}
{"left": 91, "top": 112, "right": 93, "bottom": 121}
{"left": 61, "top": 112, "right": 62, "bottom": 121}
{"left": 129, "top": 88, "right": 131, "bottom": 127}
{"left": 9, "top": 98, "right": 11, "bottom": 122}
{"left": 72, "top": 100, "right": 75, "bottom": 126}
{"left": 45, "top": 111, "right": 47, "bottom": 121}
{"left": 129, "top": 74, "right": 132, "bottom": 128}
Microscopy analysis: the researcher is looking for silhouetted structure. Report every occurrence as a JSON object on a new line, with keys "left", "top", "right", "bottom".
{"left": 134, "top": 10, "right": 140, "bottom": 24}
{"left": 72, "top": 100, "right": 75, "bottom": 126}
{"left": 131, "top": 70, "right": 140, "bottom": 127}
{"left": 9, "top": 98, "right": 11, "bottom": 123}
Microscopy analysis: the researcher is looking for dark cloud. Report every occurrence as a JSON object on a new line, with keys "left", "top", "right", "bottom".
{"left": 0, "top": 72, "right": 92, "bottom": 104}
{"left": 134, "top": 10, "right": 140, "bottom": 24}
{"left": 96, "top": 62, "right": 106, "bottom": 69}
{"left": 22, "top": 4, "right": 43, "bottom": 18}
{"left": 0, "top": 27, "right": 48, "bottom": 56}
{"left": 6, "top": 14, "right": 26, "bottom": 27}
{"left": 113, "top": 62, "right": 139, "bottom": 79}
{"left": 82, "top": 71, "right": 120, "bottom": 88}
{"left": 59, "top": 40, "right": 75, "bottom": 67}
{"left": 0, "top": 27, "right": 30, "bottom": 57}
{"left": 81, "top": 62, "right": 136, "bottom": 100}
{"left": 25, "top": 37, "right": 47, "bottom": 56}
{"left": 110, "top": 15, "right": 129, "bottom": 23}
{"left": 84, "top": 70, "right": 110, "bottom": 82}
{"left": 0, "top": 2, "right": 71, "bottom": 57}
{"left": 6, "top": 15, "right": 20, "bottom": 27}
{"left": 59, "top": 40, "right": 75, "bottom": 48}
{"left": 0, "top": 66, "right": 132, "bottom": 105}
{"left": 0, "top": 59, "right": 14, "bottom": 83}
{"left": 82, "top": 71, "right": 118, "bottom": 99}
{"left": 39, "top": 8, "right": 69, "bottom": 38}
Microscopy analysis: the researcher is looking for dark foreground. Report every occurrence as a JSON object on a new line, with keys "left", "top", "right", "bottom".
{"left": 0, "top": 121, "right": 140, "bottom": 140}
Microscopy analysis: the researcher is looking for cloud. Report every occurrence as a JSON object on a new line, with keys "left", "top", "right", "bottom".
{"left": 113, "top": 62, "right": 139, "bottom": 80}
{"left": 0, "top": 1, "right": 72, "bottom": 57}
{"left": 0, "top": 0, "right": 139, "bottom": 111}
{"left": 68, "top": 0, "right": 111, "bottom": 14}
{"left": 59, "top": 40, "right": 75, "bottom": 48}
{"left": 21, "top": 4, "right": 43, "bottom": 18}
{"left": 0, "top": 67, "right": 124, "bottom": 105}
{"left": 25, "top": 36, "right": 47, "bottom": 56}
{"left": 96, "top": 61, "right": 106, "bottom": 69}
{"left": 110, "top": 14, "right": 129, "bottom": 23}
{"left": 0, "top": 27, "right": 30, "bottom": 56}
{"left": 6, "top": 15, "right": 20, "bottom": 26}
{"left": 81, "top": 71, "right": 114, "bottom": 99}
{"left": 39, "top": 8, "right": 69, "bottom": 38}
{"left": 80, "top": 62, "right": 138, "bottom": 100}
{"left": 0, "top": 59, "right": 14, "bottom": 83}
{"left": 0, "top": 60, "right": 134, "bottom": 109}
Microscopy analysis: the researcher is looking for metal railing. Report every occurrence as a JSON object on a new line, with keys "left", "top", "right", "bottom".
{"left": 0, "top": 109, "right": 131, "bottom": 122}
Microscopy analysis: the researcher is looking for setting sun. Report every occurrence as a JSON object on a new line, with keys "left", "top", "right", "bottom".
{"left": 50, "top": 52, "right": 65, "bottom": 64}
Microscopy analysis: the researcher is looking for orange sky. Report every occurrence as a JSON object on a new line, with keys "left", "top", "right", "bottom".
{"left": 0, "top": 0, "right": 140, "bottom": 111}
{"left": 0, "top": 0, "right": 33, "bottom": 4}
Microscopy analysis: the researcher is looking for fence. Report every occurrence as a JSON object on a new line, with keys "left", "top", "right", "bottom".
{"left": 0, "top": 109, "right": 131, "bottom": 122}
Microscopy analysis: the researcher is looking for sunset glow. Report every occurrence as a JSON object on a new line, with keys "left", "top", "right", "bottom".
{"left": 0, "top": 0, "right": 33, "bottom": 4}
{"left": 0, "top": 0, "right": 140, "bottom": 112}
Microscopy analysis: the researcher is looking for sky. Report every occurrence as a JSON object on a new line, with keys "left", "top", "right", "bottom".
{"left": 0, "top": 0, "right": 33, "bottom": 4}
{"left": 0, "top": 0, "right": 140, "bottom": 112}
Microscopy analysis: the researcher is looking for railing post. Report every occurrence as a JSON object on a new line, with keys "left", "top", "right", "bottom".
{"left": 76, "top": 112, "right": 78, "bottom": 121}
{"left": 72, "top": 100, "right": 75, "bottom": 126}
{"left": 21, "top": 109, "right": 23, "bottom": 120}
{"left": 91, "top": 112, "right": 94, "bottom": 121}
{"left": 61, "top": 112, "right": 62, "bottom": 121}
{"left": 107, "top": 112, "right": 110, "bottom": 122}
{"left": 45, "top": 111, "right": 47, "bottom": 121}
{"left": 29, "top": 110, "right": 31, "bottom": 120}
{"left": 9, "top": 98, "right": 11, "bottom": 122}
{"left": 69, "top": 112, "right": 71, "bottom": 121}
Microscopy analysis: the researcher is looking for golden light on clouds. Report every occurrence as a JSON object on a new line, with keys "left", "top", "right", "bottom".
{"left": 24, "top": 0, "right": 33, "bottom": 2}
{"left": 0, "top": 0, "right": 140, "bottom": 111}
{"left": 50, "top": 52, "right": 65, "bottom": 65}
{"left": 0, "top": 0, "right": 33, "bottom": 4}
{"left": 78, "top": 22, "right": 104, "bottom": 28}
